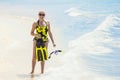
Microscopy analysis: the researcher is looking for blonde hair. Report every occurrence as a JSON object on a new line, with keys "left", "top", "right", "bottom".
{"left": 38, "top": 11, "right": 45, "bottom": 15}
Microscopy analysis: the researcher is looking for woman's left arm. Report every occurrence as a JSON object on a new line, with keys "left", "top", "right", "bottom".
{"left": 47, "top": 21, "right": 56, "bottom": 47}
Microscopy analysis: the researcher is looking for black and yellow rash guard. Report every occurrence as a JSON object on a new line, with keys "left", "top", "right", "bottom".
{"left": 35, "top": 20, "right": 49, "bottom": 61}
{"left": 34, "top": 21, "right": 48, "bottom": 42}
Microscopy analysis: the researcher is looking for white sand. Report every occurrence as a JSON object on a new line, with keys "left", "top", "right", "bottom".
{"left": 0, "top": 13, "right": 64, "bottom": 80}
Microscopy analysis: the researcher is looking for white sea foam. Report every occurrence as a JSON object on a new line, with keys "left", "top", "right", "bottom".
{"left": 37, "top": 15, "right": 120, "bottom": 80}
{"left": 65, "top": 7, "right": 105, "bottom": 18}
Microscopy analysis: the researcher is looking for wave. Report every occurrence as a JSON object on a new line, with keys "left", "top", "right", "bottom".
{"left": 69, "top": 14, "right": 120, "bottom": 54}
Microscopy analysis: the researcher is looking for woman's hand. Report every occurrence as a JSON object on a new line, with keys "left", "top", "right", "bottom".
{"left": 34, "top": 34, "right": 41, "bottom": 38}
{"left": 53, "top": 43, "right": 56, "bottom": 47}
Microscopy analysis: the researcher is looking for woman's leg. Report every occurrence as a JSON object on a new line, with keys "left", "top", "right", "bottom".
{"left": 41, "top": 41, "right": 48, "bottom": 74}
{"left": 31, "top": 40, "right": 37, "bottom": 74}
{"left": 45, "top": 41, "right": 48, "bottom": 49}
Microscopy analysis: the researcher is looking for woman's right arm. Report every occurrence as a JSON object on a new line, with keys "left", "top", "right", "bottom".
{"left": 31, "top": 22, "right": 41, "bottom": 38}
{"left": 30, "top": 22, "right": 37, "bottom": 36}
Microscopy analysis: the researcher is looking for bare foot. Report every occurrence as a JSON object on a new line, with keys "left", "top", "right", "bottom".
{"left": 41, "top": 72, "right": 44, "bottom": 74}
{"left": 30, "top": 71, "right": 34, "bottom": 74}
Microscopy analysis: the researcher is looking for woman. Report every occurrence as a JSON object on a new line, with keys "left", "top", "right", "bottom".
{"left": 30, "top": 11, "right": 56, "bottom": 74}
